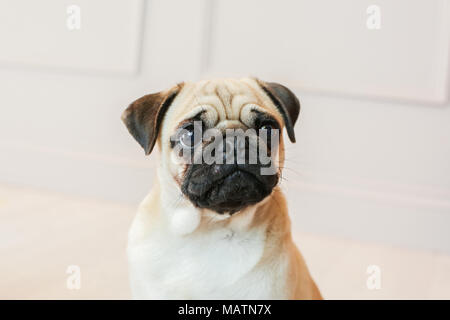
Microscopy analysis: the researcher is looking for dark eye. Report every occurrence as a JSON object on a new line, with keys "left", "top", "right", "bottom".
{"left": 179, "top": 124, "right": 202, "bottom": 148}
{"left": 260, "top": 123, "right": 273, "bottom": 131}
{"left": 258, "top": 122, "right": 276, "bottom": 135}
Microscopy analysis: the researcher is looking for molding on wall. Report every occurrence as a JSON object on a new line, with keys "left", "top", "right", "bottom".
{"left": 200, "top": 0, "right": 215, "bottom": 75}
{"left": 444, "top": 0, "right": 450, "bottom": 104}
{"left": 0, "top": 0, "right": 145, "bottom": 76}
{"left": 284, "top": 171, "right": 450, "bottom": 211}
{"left": 133, "top": 0, "right": 147, "bottom": 76}
{"left": 202, "top": 0, "right": 450, "bottom": 105}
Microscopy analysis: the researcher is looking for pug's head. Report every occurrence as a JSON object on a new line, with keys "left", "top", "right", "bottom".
{"left": 122, "top": 78, "right": 300, "bottom": 214}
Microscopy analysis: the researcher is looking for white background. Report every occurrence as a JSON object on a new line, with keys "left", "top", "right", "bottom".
{"left": 1, "top": 0, "right": 449, "bottom": 253}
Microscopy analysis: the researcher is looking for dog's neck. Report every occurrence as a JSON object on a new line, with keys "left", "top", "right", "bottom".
{"left": 128, "top": 168, "right": 287, "bottom": 250}
{"left": 156, "top": 167, "right": 274, "bottom": 236}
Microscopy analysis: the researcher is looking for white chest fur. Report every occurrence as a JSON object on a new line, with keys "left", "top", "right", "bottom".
{"left": 127, "top": 209, "right": 288, "bottom": 299}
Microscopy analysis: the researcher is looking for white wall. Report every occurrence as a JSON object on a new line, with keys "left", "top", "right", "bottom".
{"left": 1, "top": 0, "right": 450, "bottom": 253}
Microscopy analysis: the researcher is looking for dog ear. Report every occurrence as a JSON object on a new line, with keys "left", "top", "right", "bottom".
{"left": 257, "top": 80, "right": 300, "bottom": 143}
{"left": 121, "top": 83, "right": 183, "bottom": 155}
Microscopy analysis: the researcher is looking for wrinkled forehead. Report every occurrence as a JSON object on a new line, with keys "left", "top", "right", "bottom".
{"left": 165, "top": 78, "right": 283, "bottom": 131}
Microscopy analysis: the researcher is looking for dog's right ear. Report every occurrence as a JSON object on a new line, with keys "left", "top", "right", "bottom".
{"left": 256, "top": 79, "right": 300, "bottom": 143}
{"left": 121, "top": 83, "right": 183, "bottom": 155}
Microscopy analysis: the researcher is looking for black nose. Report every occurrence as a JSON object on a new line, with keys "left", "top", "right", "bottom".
{"left": 181, "top": 132, "right": 278, "bottom": 214}
{"left": 182, "top": 164, "right": 278, "bottom": 214}
{"left": 185, "top": 165, "right": 276, "bottom": 213}
{"left": 203, "top": 170, "right": 270, "bottom": 213}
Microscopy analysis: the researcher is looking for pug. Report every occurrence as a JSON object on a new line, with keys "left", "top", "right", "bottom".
{"left": 122, "top": 78, "right": 322, "bottom": 299}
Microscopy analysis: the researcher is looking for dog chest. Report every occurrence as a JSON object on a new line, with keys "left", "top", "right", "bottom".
{"left": 127, "top": 224, "right": 275, "bottom": 299}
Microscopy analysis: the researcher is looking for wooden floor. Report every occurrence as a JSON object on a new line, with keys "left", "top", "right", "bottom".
{"left": 0, "top": 184, "right": 449, "bottom": 299}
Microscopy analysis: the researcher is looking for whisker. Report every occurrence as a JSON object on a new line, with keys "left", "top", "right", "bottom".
{"left": 277, "top": 166, "right": 305, "bottom": 177}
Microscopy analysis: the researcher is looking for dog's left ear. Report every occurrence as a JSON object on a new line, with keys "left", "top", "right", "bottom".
{"left": 257, "top": 80, "right": 300, "bottom": 143}
{"left": 121, "top": 83, "right": 183, "bottom": 155}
